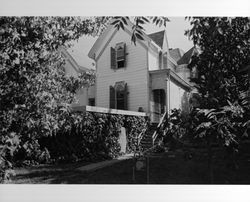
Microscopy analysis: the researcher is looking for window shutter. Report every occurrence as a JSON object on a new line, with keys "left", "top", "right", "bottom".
{"left": 110, "top": 47, "right": 116, "bottom": 69}
{"left": 123, "top": 43, "right": 126, "bottom": 67}
{"left": 110, "top": 85, "right": 116, "bottom": 109}
{"left": 123, "top": 83, "right": 128, "bottom": 110}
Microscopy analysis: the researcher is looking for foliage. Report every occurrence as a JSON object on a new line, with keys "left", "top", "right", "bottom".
{"left": 32, "top": 112, "right": 147, "bottom": 163}
{"left": 183, "top": 17, "right": 250, "bottom": 182}
{"left": 185, "top": 17, "right": 250, "bottom": 146}
{"left": 0, "top": 16, "right": 101, "bottom": 182}
{"left": 124, "top": 115, "right": 149, "bottom": 152}
{"left": 110, "top": 16, "right": 169, "bottom": 44}
{"left": 159, "top": 109, "right": 189, "bottom": 150}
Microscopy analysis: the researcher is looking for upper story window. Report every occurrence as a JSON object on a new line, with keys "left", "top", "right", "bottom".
{"left": 110, "top": 42, "right": 127, "bottom": 69}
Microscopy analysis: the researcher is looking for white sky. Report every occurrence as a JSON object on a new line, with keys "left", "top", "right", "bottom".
{"left": 68, "top": 17, "right": 193, "bottom": 69}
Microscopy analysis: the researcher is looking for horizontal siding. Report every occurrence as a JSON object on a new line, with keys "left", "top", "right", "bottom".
{"left": 167, "top": 58, "right": 176, "bottom": 71}
{"left": 148, "top": 50, "right": 159, "bottom": 71}
{"left": 96, "top": 29, "right": 148, "bottom": 112}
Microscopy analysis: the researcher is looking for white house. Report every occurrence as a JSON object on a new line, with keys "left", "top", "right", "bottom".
{"left": 60, "top": 47, "right": 95, "bottom": 106}
{"left": 88, "top": 20, "right": 196, "bottom": 122}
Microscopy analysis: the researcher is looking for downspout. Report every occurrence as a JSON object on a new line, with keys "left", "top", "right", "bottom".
{"left": 146, "top": 44, "right": 150, "bottom": 118}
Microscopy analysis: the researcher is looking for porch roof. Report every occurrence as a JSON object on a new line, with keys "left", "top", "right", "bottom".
{"left": 149, "top": 69, "right": 192, "bottom": 91}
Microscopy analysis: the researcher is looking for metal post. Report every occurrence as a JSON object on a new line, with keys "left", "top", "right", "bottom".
{"left": 132, "top": 153, "right": 136, "bottom": 183}
{"left": 147, "top": 155, "right": 149, "bottom": 184}
{"left": 132, "top": 166, "right": 135, "bottom": 183}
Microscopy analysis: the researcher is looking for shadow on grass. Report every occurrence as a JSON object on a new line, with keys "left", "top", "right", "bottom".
{"left": 13, "top": 150, "right": 250, "bottom": 184}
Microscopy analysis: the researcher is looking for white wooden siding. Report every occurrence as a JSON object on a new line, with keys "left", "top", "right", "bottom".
{"left": 96, "top": 29, "right": 149, "bottom": 112}
{"left": 176, "top": 64, "right": 191, "bottom": 84}
{"left": 148, "top": 50, "right": 159, "bottom": 71}
{"left": 76, "top": 88, "right": 88, "bottom": 105}
{"left": 169, "top": 80, "right": 186, "bottom": 111}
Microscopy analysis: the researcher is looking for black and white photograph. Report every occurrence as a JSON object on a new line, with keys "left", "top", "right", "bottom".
{"left": 0, "top": 0, "right": 250, "bottom": 201}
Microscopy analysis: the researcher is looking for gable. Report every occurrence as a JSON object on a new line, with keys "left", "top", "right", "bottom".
{"left": 177, "top": 47, "right": 198, "bottom": 65}
{"left": 88, "top": 19, "right": 165, "bottom": 62}
{"left": 148, "top": 30, "right": 165, "bottom": 48}
{"left": 89, "top": 28, "right": 150, "bottom": 63}
{"left": 60, "top": 47, "right": 92, "bottom": 77}
{"left": 169, "top": 48, "right": 185, "bottom": 63}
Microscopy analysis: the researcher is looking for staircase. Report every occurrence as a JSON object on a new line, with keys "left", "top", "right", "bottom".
{"left": 140, "top": 123, "right": 158, "bottom": 151}
{"left": 139, "top": 111, "right": 169, "bottom": 152}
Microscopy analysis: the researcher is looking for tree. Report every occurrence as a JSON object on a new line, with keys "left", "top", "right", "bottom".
{"left": 0, "top": 17, "right": 101, "bottom": 182}
{"left": 185, "top": 17, "right": 250, "bottom": 182}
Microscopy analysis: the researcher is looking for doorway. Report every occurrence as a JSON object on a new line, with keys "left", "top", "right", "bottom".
{"left": 153, "top": 89, "right": 166, "bottom": 122}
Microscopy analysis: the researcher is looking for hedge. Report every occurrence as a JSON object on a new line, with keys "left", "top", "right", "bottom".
{"left": 15, "top": 111, "right": 148, "bottom": 165}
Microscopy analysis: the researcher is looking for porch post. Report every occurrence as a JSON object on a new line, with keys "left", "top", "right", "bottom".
{"left": 166, "top": 70, "right": 171, "bottom": 117}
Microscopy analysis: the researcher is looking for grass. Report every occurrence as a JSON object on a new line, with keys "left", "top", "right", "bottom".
{"left": 11, "top": 148, "right": 250, "bottom": 184}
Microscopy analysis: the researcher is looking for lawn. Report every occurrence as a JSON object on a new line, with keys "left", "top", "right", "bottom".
{"left": 11, "top": 148, "right": 250, "bottom": 184}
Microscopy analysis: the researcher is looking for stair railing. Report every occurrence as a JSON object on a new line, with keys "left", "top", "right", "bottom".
{"left": 137, "top": 128, "right": 147, "bottom": 146}
{"left": 152, "top": 111, "right": 168, "bottom": 145}
{"left": 133, "top": 128, "right": 147, "bottom": 155}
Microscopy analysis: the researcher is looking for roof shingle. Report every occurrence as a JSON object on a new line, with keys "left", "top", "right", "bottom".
{"left": 169, "top": 48, "right": 185, "bottom": 62}
{"left": 177, "top": 46, "right": 198, "bottom": 65}
{"left": 147, "top": 30, "right": 165, "bottom": 48}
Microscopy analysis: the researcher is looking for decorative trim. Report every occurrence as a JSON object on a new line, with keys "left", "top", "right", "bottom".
{"left": 96, "top": 29, "right": 118, "bottom": 62}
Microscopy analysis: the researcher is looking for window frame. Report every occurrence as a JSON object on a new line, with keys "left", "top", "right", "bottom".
{"left": 110, "top": 42, "right": 127, "bottom": 70}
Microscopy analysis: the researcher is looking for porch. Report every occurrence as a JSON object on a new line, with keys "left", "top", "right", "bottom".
{"left": 149, "top": 69, "right": 192, "bottom": 123}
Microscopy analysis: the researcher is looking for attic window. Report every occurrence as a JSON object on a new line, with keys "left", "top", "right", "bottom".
{"left": 110, "top": 42, "right": 127, "bottom": 69}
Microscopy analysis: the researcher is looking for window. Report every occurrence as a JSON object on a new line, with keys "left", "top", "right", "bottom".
{"left": 158, "top": 51, "right": 163, "bottom": 69}
{"left": 88, "top": 98, "right": 95, "bottom": 106}
{"left": 109, "top": 81, "right": 128, "bottom": 110}
{"left": 110, "top": 42, "right": 127, "bottom": 69}
{"left": 153, "top": 89, "right": 165, "bottom": 114}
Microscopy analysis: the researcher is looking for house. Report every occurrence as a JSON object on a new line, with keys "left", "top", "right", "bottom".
{"left": 88, "top": 20, "right": 196, "bottom": 123}
{"left": 60, "top": 47, "right": 95, "bottom": 106}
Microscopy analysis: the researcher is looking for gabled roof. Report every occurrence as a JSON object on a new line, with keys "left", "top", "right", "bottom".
{"left": 147, "top": 30, "right": 165, "bottom": 48}
{"left": 88, "top": 20, "right": 163, "bottom": 60}
{"left": 60, "top": 47, "right": 92, "bottom": 73}
{"left": 177, "top": 46, "right": 198, "bottom": 65}
{"left": 169, "top": 48, "right": 185, "bottom": 63}
{"left": 60, "top": 47, "right": 81, "bottom": 72}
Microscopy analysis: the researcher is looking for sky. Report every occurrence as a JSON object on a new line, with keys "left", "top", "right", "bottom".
{"left": 68, "top": 17, "right": 193, "bottom": 69}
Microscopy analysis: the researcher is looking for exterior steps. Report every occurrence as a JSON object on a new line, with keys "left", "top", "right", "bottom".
{"left": 140, "top": 123, "right": 158, "bottom": 151}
